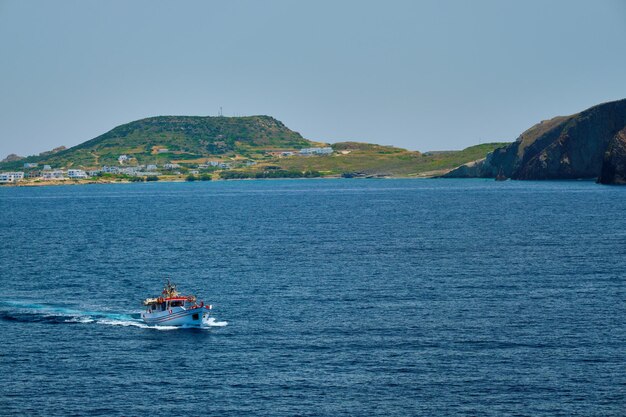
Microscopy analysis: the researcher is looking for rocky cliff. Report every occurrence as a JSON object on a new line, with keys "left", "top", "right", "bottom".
{"left": 598, "top": 127, "right": 626, "bottom": 184}
{"left": 444, "top": 99, "right": 626, "bottom": 183}
{"left": 1, "top": 153, "right": 24, "bottom": 163}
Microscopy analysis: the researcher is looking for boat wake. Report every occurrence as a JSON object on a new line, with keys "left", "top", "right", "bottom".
{"left": 204, "top": 317, "right": 228, "bottom": 327}
{"left": 0, "top": 300, "right": 227, "bottom": 330}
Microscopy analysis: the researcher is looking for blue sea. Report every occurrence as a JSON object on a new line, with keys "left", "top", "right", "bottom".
{"left": 0, "top": 179, "right": 625, "bottom": 416}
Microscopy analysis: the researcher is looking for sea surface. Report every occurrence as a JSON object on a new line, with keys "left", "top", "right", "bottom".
{"left": 0, "top": 179, "right": 625, "bottom": 416}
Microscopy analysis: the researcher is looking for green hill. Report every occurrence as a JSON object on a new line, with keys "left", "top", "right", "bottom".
{"left": 1, "top": 115, "right": 314, "bottom": 170}
{"left": 0, "top": 115, "right": 508, "bottom": 177}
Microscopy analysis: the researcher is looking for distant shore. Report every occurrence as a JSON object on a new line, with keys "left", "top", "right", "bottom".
{"left": 0, "top": 172, "right": 446, "bottom": 187}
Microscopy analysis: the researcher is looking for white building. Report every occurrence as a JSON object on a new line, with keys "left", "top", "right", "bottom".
{"left": 24, "top": 163, "right": 38, "bottom": 168}
{"left": 43, "top": 165, "right": 52, "bottom": 171}
{"left": 0, "top": 172, "right": 25, "bottom": 183}
{"left": 146, "top": 164, "right": 158, "bottom": 171}
{"left": 42, "top": 170, "right": 66, "bottom": 180}
{"left": 119, "top": 167, "right": 141, "bottom": 175}
{"left": 67, "top": 169, "right": 88, "bottom": 179}
{"left": 300, "top": 147, "right": 333, "bottom": 155}
{"left": 118, "top": 155, "right": 129, "bottom": 164}
{"left": 102, "top": 166, "right": 120, "bottom": 174}
{"left": 157, "top": 148, "right": 169, "bottom": 153}
{"left": 164, "top": 163, "right": 180, "bottom": 170}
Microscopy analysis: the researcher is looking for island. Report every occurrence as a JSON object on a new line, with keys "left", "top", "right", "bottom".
{"left": 0, "top": 115, "right": 505, "bottom": 185}
{"left": 4, "top": 98, "right": 625, "bottom": 186}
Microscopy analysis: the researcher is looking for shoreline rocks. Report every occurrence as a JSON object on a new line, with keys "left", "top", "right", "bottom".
{"left": 444, "top": 99, "right": 626, "bottom": 184}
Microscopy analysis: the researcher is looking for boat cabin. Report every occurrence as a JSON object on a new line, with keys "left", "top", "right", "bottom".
{"left": 143, "top": 296, "right": 197, "bottom": 313}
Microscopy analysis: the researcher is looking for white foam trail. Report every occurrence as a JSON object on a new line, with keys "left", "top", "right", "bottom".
{"left": 97, "top": 318, "right": 180, "bottom": 330}
{"left": 65, "top": 317, "right": 95, "bottom": 324}
{"left": 2, "top": 299, "right": 227, "bottom": 330}
{"left": 204, "top": 317, "right": 228, "bottom": 327}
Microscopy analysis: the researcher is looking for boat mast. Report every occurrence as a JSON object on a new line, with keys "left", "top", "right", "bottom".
{"left": 162, "top": 279, "right": 178, "bottom": 298}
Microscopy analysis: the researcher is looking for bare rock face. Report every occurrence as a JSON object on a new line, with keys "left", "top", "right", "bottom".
{"left": 38, "top": 146, "right": 67, "bottom": 157}
{"left": 444, "top": 99, "right": 626, "bottom": 182}
{"left": 1, "top": 153, "right": 24, "bottom": 163}
{"left": 441, "top": 159, "right": 487, "bottom": 178}
{"left": 598, "top": 128, "right": 626, "bottom": 184}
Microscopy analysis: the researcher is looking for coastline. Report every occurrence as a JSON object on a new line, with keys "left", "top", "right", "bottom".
{"left": 0, "top": 172, "right": 448, "bottom": 187}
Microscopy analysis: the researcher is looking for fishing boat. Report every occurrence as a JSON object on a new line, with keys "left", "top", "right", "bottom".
{"left": 495, "top": 167, "right": 508, "bottom": 181}
{"left": 141, "top": 280, "right": 212, "bottom": 326}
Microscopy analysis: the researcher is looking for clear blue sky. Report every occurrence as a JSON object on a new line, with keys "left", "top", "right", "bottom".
{"left": 1, "top": 0, "right": 625, "bottom": 158}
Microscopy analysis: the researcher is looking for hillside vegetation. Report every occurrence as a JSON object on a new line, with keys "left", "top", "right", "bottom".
{"left": 0, "top": 114, "right": 508, "bottom": 177}
{"left": 229, "top": 142, "right": 508, "bottom": 177}
{"left": 1, "top": 115, "right": 313, "bottom": 169}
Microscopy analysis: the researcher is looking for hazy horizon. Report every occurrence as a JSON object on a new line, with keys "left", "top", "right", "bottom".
{"left": 1, "top": 0, "right": 625, "bottom": 158}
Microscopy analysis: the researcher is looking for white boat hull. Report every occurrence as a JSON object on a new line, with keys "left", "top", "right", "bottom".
{"left": 141, "top": 306, "right": 209, "bottom": 326}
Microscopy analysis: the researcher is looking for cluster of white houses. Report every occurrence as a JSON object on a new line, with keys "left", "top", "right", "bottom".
{"left": 2, "top": 147, "right": 333, "bottom": 183}
{"left": 198, "top": 161, "right": 232, "bottom": 169}
{"left": 0, "top": 159, "right": 234, "bottom": 183}
{"left": 299, "top": 147, "right": 333, "bottom": 155}
{"left": 266, "top": 147, "right": 334, "bottom": 157}
{"left": 0, "top": 169, "right": 89, "bottom": 183}
{"left": 96, "top": 165, "right": 161, "bottom": 176}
